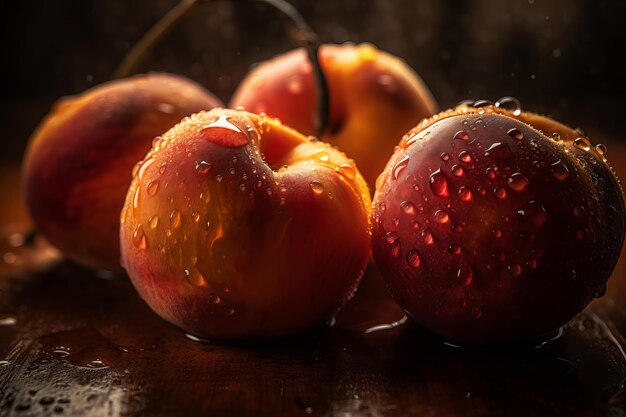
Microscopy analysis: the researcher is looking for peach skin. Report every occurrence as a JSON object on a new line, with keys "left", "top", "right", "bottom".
{"left": 22, "top": 73, "right": 222, "bottom": 271}
{"left": 120, "top": 109, "right": 372, "bottom": 339}
{"left": 230, "top": 43, "right": 438, "bottom": 188}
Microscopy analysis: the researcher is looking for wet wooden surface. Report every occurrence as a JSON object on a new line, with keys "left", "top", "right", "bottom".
{"left": 0, "top": 144, "right": 625, "bottom": 417}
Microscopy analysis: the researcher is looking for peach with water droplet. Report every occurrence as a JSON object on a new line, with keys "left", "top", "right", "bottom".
{"left": 372, "top": 104, "right": 625, "bottom": 344}
{"left": 120, "top": 109, "right": 371, "bottom": 339}
{"left": 230, "top": 43, "right": 437, "bottom": 188}
{"left": 22, "top": 73, "right": 222, "bottom": 270}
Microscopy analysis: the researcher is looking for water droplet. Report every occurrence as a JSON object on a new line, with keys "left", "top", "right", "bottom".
{"left": 191, "top": 212, "right": 201, "bottom": 223}
{"left": 170, "top": 210, "right": 182, "bottom": 229}
{"left": 459, "top": 151, "right": 472, "bottom": 163}
{"left": 509, "top": 264, "right": 522, "bottom": 276}
{"left": 434, "top": 210, "right": 450, "bottom": 223}
{"left": 209, "top": 294, "right": 222, "bottom": 304}
{"left": 406, "top": 249, "right": 421, "bottom": 268}
{"left": 441, "top": 153, "right": 450, "bottom": 161}
{"left": 451, "top": 165, "right": 464, "bottom": 177}
{"left": 429, "top": 169, "right": 449, "bottom": 197}
{"left": 527, "top": 259, "right": 538, "bottom": 269}
{"left": 411, "top": 220, "right": 421, "bottom": 230}
{"left": 574, "top": 136, "right": 591, "bottom": 151}
{"left": 287, "top": 76, "right": 303, "bottom": 94}
{"left": 458, "top": 186, "right": 473, "bottom": 202}
{"left": 378, "top": 73, "right": 397, "bottom": 93}
{"left": 132, "top": 224, "right": 147, "bottom": 249}
{"left": 485, "top": 142, "right": 512, "bottom": 158}
{"left": 448, "top": 244, "right": 462, "bottom": 255}
{"left": 147, "top": 181, "right": 159, "bottom": 196}
{"left": 195, "top": 161, "right": 211, "bottom": 174}
{"left": 400, "top": 201, "right": 416, "bottom": 215}
{"left": 309, "top": 180, "right": 324, "bottom": 194}
{"left": 314, "top": 150, "right": 330, "bottom": 162}
{"left": 379, "top": 202, "right": 386, "bottom": 212}
{"left": 216, "top": 174, "right": 223, "bottom": 182}
{"left": 138, "top": 158, "right": 155, "bottom": 180}
{"left": 201, "top": 115, "right": 248, "bottom": 147}
{"left": 149, "top": 215, "right": 159, "bottom": 229}
{"left": 159, "top": 164, "right": 167, "bottom": 175}
{"left": 473, "top": 99, "right": 493, "bottom": 108}
{"left": 224, "top": 307, "right": 235, "bottom": 315}
{"left": 494, "top": 187, "right": 507, "bottom": 199}
{"left": 338, "top": 164, "right": 356, "bottom": 180}
{"left": 507, "top": 173, "right": 529, "bottom": 191}
{"left": 495, "top": 96, "right": 522, "bottom": 115}
{"left": 458, "top": 266, "right": 474, "bottom": 286}
{"left": 517, "top": 200, "right": 548, "bottom": 227}
{"left": 595, "top": 143, "right": 608, "bottom": 157}
{"left": 550, "top": 159, "right": 570, "bottom": 180}
{"left": 392, "top": 156, "right": 410, "bottom": 180}
{"left": 573, "top": 205, "right": 585, "bottom": 217}
{"left": 507, "top": 128, "right": 524, "bottom": 140}
{"left": 423, "top": 229, "right": 435, "bottom": 245}
{"left": 455, "top": 131, "right": 470, "bottom": 141}
{"left": 385, "top": 232, "right": 400, "bottom": 256}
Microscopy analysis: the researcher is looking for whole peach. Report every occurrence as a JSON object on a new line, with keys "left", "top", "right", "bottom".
{"left": 120, "top": 109, "right": 371, "bottom": 339}
{"left": 230, "top": 43, "right": 437, "bottom": 188}
{"left": 22, "top": 73, "right": 222, "bottom": 270}
{"left": 372, "top": 104, "right": 625, "bottom": 344}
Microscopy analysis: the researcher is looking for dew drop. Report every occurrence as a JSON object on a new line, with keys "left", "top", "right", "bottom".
{"left": 314, "top": 150, "right": 330, "bottom": 162}
{"left": 309, "top": 180, "right": 324, "bottom": 194}
{"left": 429, "top": 169, "right": 449, "bottom": 197}
{"left": 434, "top": 210, "right": 450, "bottom": 223}
{"left": 287, "top": 76, "right": 303, "bottom": 94}
{"left": 441, "top": 153, "right": 450, "bottom": 161}
{"left": 574, "top": 136, "right": 592, "bottom": 151}
{"left": 509, "top": 264, "right": 522, "bottom": 276}
{"left": 595, "top": 143, "right": 608, "bottom": 158}
{"left": 507, "top": 128, "right": 524, "bottom": 140}
{"left": 192, "top": 212, "right": 200, "bottom": 222}
{"left": 485, "top": 142, "right": 512, "bottom": 158}
{"left": 224, "top": 307, "right": 235, "bottom": 315}
{"left": 338, "top": 164, "right": 356, "bottom": 180}
{"left": 494, "top": 187, "right": 507, "bottom": 199}
{"left": 201, "top": 115, "right": 248, "bottom": 147}
{"left": 195, "top": 161, "right": 211, "bottom": 174}
{"left": 495, "top": 96, "right": 521, "bottom": 115}
{"left": 448, "top": 244, "right": 462, "bottom": 255}
{"left": 507, "top": 173, "right": 529, "bottom": 191}
{"left": 170, "top": 210, "right": 182, "bottom": 229}
{"left": 406, "top": 249, "right": 421, "bottom": 268}
{"left": 149, "top": 215, "right": 159, "bottom": 229}
{"left": 423, "top": 229, "right": 435, "bottom": 244}
{"left": 573, "top": 205, "right": 585, "bottom": 217}
{"left": 517, "top": 200, "right": 548, "bottom": 227}
{"left": 392, "top": 156, "right": 410, "bottom": 180}
{"left": 209, "top": 294, "right": 222, "bottom": 304}
{"left": 454, "top": 131, "right": 470, "bottom": 141}
{"left": 132, "top": 224, "right": 147, "bottom": 249}
{"left": 385, "top": 232, "right": 400, "bottom": 256}
{"left": 451, "top": 165, "right": 464, "bottom": 177}
{"left": 457, "top": 266, "right": 474, "bottom": 286}
{"left": 147, "top": 181, "right": 159, "bottom": 196}
{"left": 216, "top": 174, "right": 223, "bottom": 182}
{"left": 527, "top": 259, "right": 538, "bottom": 270}
{"left": 459, "top": 151, "right": 472, "bottom": 163}
{"left": 400, "top": 201, "right": 416, "bottom": 215}
{"left": 550, "top": 159, "right": 570, "bottom": 181}
{"left": 458, "top": 186, "right": 473, "bottom": 202}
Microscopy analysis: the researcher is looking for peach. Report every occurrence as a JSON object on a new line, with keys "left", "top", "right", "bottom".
{"left": 120, "top": 109, "right": 371, "bottom": 339}
{"left": 22, "top": 73, "right": 222, "bottom": 270}
{"left": 230, "top": 43, "right": 438, "bottom": 188}
{"left": 372, "top": 102, "right": 625, "bottom": 344}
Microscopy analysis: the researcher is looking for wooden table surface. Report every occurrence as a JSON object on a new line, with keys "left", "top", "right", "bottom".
{"left": 1, "top": 143, "right": 625, "bottom": 417}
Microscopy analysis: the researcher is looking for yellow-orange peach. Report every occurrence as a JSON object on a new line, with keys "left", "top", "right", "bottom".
{"left": 120, "top": 109, "right": 371, "bottom": 339}
{"left": 231, "top": 43, "right": 437, "bottom": 188}
{"left": 22, "top": 73, "right": 222, "bottom": 270}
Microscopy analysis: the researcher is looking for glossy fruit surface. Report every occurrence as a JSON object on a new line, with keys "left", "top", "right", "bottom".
{"left": 372, "top": 103, "right": 625, "bottom": 344}
{"left": 230, "top": 43, "right": 437, "bottom": 188}
{"left": 120, "top": 109, "right": 371, "bottom": 339}
{"left": 23, "top": 73, "right": 222, "bottom": 270}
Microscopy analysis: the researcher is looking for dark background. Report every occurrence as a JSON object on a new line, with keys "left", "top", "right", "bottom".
{"left": 1, "top": 0, "right": 625, "bottom": 166}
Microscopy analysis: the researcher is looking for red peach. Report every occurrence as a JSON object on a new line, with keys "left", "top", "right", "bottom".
{"left": 230, "top": 43, "right": 437, "bottom": 188}
{"left": 372, "top": 104, "right": 625, "bottom": 344}
{"left": 22, "top": 73, "right": 222, "bottom": 270}
{"left": 120, "top": 109, "right": 371, "bottom": 339}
